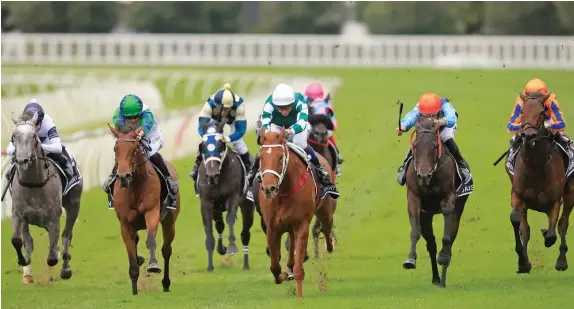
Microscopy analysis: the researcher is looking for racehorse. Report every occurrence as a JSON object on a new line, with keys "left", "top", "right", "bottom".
{"left": 107, "top": 124, "right": 180, "bottom": 295}
{"left": 196, "top": 120, "right": 255, "bottom": 271}
{"left": 6, "top": 110, "right": 83, "bottom": 284}
{"left": 402, "top": 117, "right": 470, "bottom": 288}
{"left": 257, "top": 125, "right": 335, "bottom": 298}
{"left": 504, "top": 91, "right": 574, "bottom": 273}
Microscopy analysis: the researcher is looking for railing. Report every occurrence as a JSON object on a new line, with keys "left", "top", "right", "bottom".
{"left": 2, "top": 33, "right": 573, "bottom": 69}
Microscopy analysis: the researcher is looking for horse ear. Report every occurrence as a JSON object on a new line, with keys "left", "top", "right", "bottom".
{"left": 218, "top": 121, "right": 226, "bottom": 132}
{"left": 279, "top": 126, "right": 286, "bottom": 140}
{"left": 519, "top": 92, "right": 528, "bottom": 102}
{"left": 107, "top": 123, "right": 120, "bottom": 137}
{"left": 11, "top": 112, "right": 18, "bottom": 124}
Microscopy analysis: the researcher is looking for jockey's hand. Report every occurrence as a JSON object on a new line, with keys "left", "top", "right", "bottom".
{"left": 396, "top": 126, "right": 406, "bottom": 136}
{"left": 435, "top": 119, "right": 447, "bottom": 127}
{"left": 285, "top": 129, "right": 294, "bottom": 136}
{"left": 135, "top": 128, "right": 144, "bottom": 141}
{"left": 224, "top": 136, "right": 231, "bottom": 143}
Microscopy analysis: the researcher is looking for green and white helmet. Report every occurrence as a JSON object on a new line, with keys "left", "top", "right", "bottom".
{"left": 271, "top": 83, "right": 295, "bottom": 107}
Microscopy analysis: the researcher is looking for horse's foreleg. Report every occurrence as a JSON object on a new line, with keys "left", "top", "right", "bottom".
{"left": 144, "top": 208, "right": 161, "bottom": 273}
{"left": 60, "top": 192, "right": 81, "bottom": 280}
{"left": 543, "top": 201, "right": 560, "bottom": 248}
{"left": 318, "top": 202, "right": 335, "bottom": 254}
{"left": 556, "top": 188, "right": 574, "bottom": 271}
{"left": 403, "top": 191, "right": 421, "bottom": 270}
{"left": 285, "top": 230, "right": 296, "bottom": 280}
{"left": 511, "top": 194, "right": 531, "bottom": 273}
{"left": 267, "top": 229, "right": 283, "bottom": 284}
{"left": 160, "top": 213, "right": 176, "bottom": 292}
{"left": 120, "top": 224, "right": 139, "bottom": 295}
{"left": 11, "top": 216, "right": 29, "bottom": 267}
{"left": 46, "top": 219, "right": 60, "bottom": 267}
{"left": 293, "top": 221, "right": 311, "bottom": 298}
{"left": 201, "top": 203, "right": 216, "bottom": 272}
{"left": 240, "top": 201, "right": 255, "bottom": 270}
{"left": 21, "top": 223, "right": 34, "bottom": 284}
{"left": 225, "top": 201, "right": 240, "bottom": 255}
{"left": 420, "top": 212, "right": 440, "bottom": 286}
{"left": 214, "top": 208, "right": 227, "bottom": 255}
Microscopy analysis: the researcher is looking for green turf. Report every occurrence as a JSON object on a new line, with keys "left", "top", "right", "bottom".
{"left": 1, "top": 84, "right": 57, "bottom": 98}
{"left": 2, "top": 68, "right": 574, "bottom": 309}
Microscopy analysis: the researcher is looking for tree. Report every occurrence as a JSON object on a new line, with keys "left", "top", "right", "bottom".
{"left": 254, "top": 1, "right": 344, "bottom": 34}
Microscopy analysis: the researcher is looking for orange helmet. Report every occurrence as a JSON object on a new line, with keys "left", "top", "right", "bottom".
{"left": 418, "top": 93, "right": 442, "bottom": 115}
{"left": 524, "top": 78, "right": 548, "bottom": 94}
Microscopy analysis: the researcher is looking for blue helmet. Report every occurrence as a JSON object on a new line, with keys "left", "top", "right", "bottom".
{"left": 23, "top": 99, "right": 44, "bottom": 125}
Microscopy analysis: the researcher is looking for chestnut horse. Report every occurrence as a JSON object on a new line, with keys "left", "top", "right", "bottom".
{"left": 504, "top": 91, "right": 574, "bottom": 273}
{"left": 108, "top": 124, "right": 181, "bottom": 295}
{"left": 403, "top": 117, "right": 469, "bottom": 288}
{"left": 258, "top": 125, "right": 335, "bottom": 298}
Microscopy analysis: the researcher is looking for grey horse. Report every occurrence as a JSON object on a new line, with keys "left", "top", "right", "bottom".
{"left": 5, "top": 111, "right": 83, "bottom": 284}
{"left": 195, "top": 120, "right": 255, "bottom": 272}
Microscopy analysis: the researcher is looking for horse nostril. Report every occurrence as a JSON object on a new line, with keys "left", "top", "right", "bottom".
{"left": 270, "top": 186, "right": 278, "bottom": 192}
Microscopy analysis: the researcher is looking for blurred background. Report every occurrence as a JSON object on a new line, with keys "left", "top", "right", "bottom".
{"left": 2, "top": 1, "right": 574, "bottom": 35}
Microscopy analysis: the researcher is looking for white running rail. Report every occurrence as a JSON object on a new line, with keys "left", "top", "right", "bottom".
{"left": 2, "top": 34, "right": 573, "bottom": 69}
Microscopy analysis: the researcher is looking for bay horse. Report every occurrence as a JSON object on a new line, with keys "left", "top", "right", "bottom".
{"left": 403, "top": 117, "right": 469, "bottom": 288}
{"left": 196, "top": 120, "right": 255, "bottom": 271}
{"left": 504, "top": 91, "right": 574, "bottom": 273}
{"left": 107, "top": 124, "right": 180, "bottom": 295}
{"left": 257, "top": 125, "right": 335, "bottom": 298}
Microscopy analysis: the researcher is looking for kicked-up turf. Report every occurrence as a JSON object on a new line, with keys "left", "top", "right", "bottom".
{"left": 1, "top": 67, "right": 574, "bottom": 309}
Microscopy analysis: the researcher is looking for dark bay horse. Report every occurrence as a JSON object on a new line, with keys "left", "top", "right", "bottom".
{"left": 504, "top": 91, "right": 574, "bottom": 273}
{"left": 403, "top": 117, "right": 469, "bottom": 287}
{"left": 107, "top": 124, "right": 180, "bottom": 295}
{"left": 196, "top": 120, "right": 255, "bottom": 271}
{"left": 258, "top": 125, "right": 334, "bottom": 298}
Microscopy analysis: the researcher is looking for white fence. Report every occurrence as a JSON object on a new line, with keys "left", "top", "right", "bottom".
{"left": 2, "top": 34, "right": 573, "bottom": 69}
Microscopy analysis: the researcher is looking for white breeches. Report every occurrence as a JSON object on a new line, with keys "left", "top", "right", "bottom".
{"left": 290, "top": 126, "right": 311, "bottom": 149}
{"left": 229, "top": 125, "right": 248, "bottom": 155}
{"left": 146, "top": 129, "right": 164, "bottom": 157}
{"left": 439, "top": 124, "right": 457, "bottom": 142}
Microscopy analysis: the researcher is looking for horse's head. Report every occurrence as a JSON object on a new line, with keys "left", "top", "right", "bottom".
{"left": 310, "top": 121, "right": 329, "bottom": 144}
{"left": 11, "top": 110, "right": 42, "bottom": 167}
{"left": 412, "top": 117, "right": 442, "bottom": 187}
{"left": 108, "top": 123, "right": 145, "bottom": 188}
{"left": 519, "top": 91, "right": 551, "bottom": 148}
{"left": 200, "top": 120, "right": 227, "bottom": 185}
{"left": 259, "top": 125, "right": 288, "bottom": 199}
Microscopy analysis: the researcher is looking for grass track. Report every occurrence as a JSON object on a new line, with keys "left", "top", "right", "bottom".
{"left": 2, "top": 67, "right": 574, "bottom": 309}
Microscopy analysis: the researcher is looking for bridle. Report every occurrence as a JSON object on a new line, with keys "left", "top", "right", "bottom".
{"left": 258, "top": 141, "right": 290, "bottom": 188}
{"left": 114, "top": 137, "right": 149, "bottom": 176}
{"left": 11, "top": 121, "right": 51, "bottom": 188}
{"left": 410, "top": 127, "right": 443, "bottom": 177}
{"left": 519, "top": 95, "right": 552, "bottom": 142}
{"left": 201, "top": 132, "right": 228, "bottom": 181}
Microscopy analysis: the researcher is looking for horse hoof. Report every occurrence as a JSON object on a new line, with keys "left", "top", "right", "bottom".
{"left": 22, "top": 275, "right": 34, "bottom": 285}
{"left": 544, "top": 235, "right": 557, "bottom": 248}
{"left": 243, "top": 265, "right": 250, "bottom": 271}
{"left": 207, "top": 266, "right": 214, "bottom": 272}
{"left": 555, "top": 261, "right": 568, "bottom": 271}
{"left": 217, "top": 246, "right": 227, "bottom": 256}
{"left": 286, "top": 268, "right": 294, "bottom": 281}
{"left": 517, "top": 263, "right": 532, "bottom": 274}
{"left": 226, "top": 245, "right": 239, "bottom": 255}
{"left": 304, "top": 254, "right": 309, "bottom": 262}
{"left": 432, "top": 278, "right": 441, "bottom": 286}
{"left": 60, "top": 268, "right": 72, "bottom": 280}
{"left": 136, "top": 256, "right": 145, "bottom": 266}
{"left": 403, "top": 259, "right": 416, "bottom": 270}
{"left": 47, "top": 258, "right": 59, "bottom": 267}
{"left": 147, "top": 263, "right": 162, "bottom": 274}
{"left": 278, "top": 272, "right": 288, "bottom": 283}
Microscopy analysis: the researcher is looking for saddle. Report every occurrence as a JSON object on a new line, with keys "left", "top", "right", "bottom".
{"left": 107, "top": 164, "right": 176, "bottom": 221}
{"left": 506, "top": 141, "right": 574, "bottom": 178}
{"left": 286, "top": 142, "right": 333, "bottom": 201}
{"left": 404, "top": 149, "right": 474, "bottom": 198}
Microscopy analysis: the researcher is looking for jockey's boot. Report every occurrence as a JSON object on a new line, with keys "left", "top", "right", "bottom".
{"left": 397, "top": 149, "right": 413, "bottom": 186}
{"left": 444, "top": 138, "right": 471, "bottom": 182}
{"left": 48, "top": 152, "right": 74, "bottom": 179}
{"left": 305, "top": 145, "right": 339, "bottom": 199}
{"left": 239, "top": 152, "right": 252, "bottom": 174}
{"left": 556, "top": 132, "right": 573, "bottom": 149}
{"left": 189, "top": 144, "right": 203, "bottom": 181}
{"left": 246, "top": 156, "right": 261, "bottom": 187}
{"left": 150, "top": 153, "right": 179, "bottom": 198}
{"left": 103, "top": 163, "right": 118, "bottom": 194}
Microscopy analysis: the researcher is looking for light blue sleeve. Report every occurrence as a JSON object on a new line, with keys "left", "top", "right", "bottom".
{"left": 400, "top": 103, "right": 421, "bottom": 132}
{"left": 440, "top": 99, "right": 457, "bottom": 128}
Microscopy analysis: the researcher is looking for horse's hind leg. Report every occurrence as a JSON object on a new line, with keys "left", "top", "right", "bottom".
{"left": 214, "top": 208, "right": 227, "bottom": 255}
{"left": 161, "top": 213, "right": 176, "bottom": 292}
{"left": 510, "top": 194, "right": 532, "bottom": 273}
{"left": 60, "top": 188, "right": 82, "bottom": 280}
{"left": 556, "top": 185, "right": 574, "bottom": 271}
{"left": 21, "top": 223, "right": 34, "bottom": 284}
{"left": 144, "top": 208, "right": 161, "bottom": 273}
{"left": 312, "top": 217, "right": 321, "bottom": 258}
{"left": 46, "top": 219, "right": 61, "bottom": 267}
{"left": 240, "top": 201, "right": 255, "bottom": 270}
{"left": 225, "top": 201, "right": 240, "bottom": 255}
{"left": 542, "top": 201, "right": 560, "bottom": 248}
{"left": 420, "top": 212, "right": 440, "bottom": 285}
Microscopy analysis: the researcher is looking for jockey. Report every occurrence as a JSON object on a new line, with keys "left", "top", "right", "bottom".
{"left": 395, "top": 93, "right": 471, "bottom": 186}
{"left": 189, "top": 84, "right": 252, "bottom": 181}
{"left": 305, "top": 82, "right": 344, "bottom": 165}
{"left": 102, "top": 94, "right": 178, "bottom": 198}
{"left": 246, "top": 83, "right": 339, "bottom": 198}
{"left": 507, "top": 78, "right": 572, "bottom": 150}
{"left": 4, "top": 99, "right": 76, "bottom": 182}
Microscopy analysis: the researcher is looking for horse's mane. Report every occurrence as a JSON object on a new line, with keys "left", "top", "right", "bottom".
{"left": 116, "top": 124, "right": 135, "bottom": 134}
{"left": 416, "top": 116, "right": 436, "bottom": 130}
